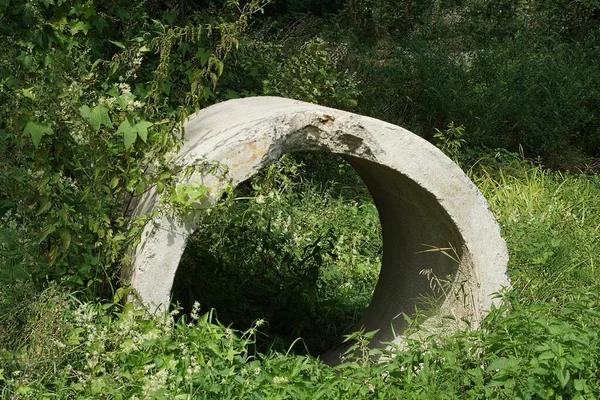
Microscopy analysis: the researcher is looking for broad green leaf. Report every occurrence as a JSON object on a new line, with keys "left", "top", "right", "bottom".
{"left": 117, "top": 117, "right": 137, "bottom": 150}
{"left": 21, "top": 87, "right": 35, "bottom": 99}
{"left": 487, "top": 376, "right": 515, "bottom": 388}
{"left": 196, "top": 47, "right": 210, "bottom": 66}
{"left": 135, "top": 180, "right": 146, "bottom": 195}
{"left": 68, "top": 20, "right": 91, "bottom": 35}
{"left": 16, "top": 386, "right": 33, "bottom": 395}
{"left": 91, "top": 106, "right": 111, "bottom": 131}
{"left": 135, "top": 120, "right": 152, "bottom": 142}
{"left": 557, "top": 367, "right": 570, "bottom": 388}
{"left": 117, "top": 92, "right": 135, "bottom": 109}
{"left": 70, "top": 383, "right": 84, "bottom": 392}
{"left": 39, "top": 224, "right": 56, "bottom": 242}
{"left": 36, "top": 200, "right": 52, "bottom": 216}
{"left": 93, "top": 17, "right": 108, "bottom": 33}
{"left": 574, "top": 379, "right": 586, "bottom": 391}
{"left": 538, "top": 350, "right": 555, "bottom": 360}
{"left": 79, "top": 105, "right": 111, "bottom": 132}
{"left": 226, "top": 89, "right": 239, "bottom": 99}
{"left": 113, "top": 287, "right": 130, "bottom": 304}
{"left": 162, "top": 80, "right": 172, "bottom": 95}
{"left": 109, "top": 177, "right": 119, "bottom": 189}
{"left": 163, "top": 10, "right": 177, "bottom": 24}
{"left": 67, "top": 328, "right": 85, "bottom": 345}
{"left": 487, "top": 357, "right": 518, "bottom": 372}
{"left": 24, "top": 121, "right": 53, "bottom": 148}
{"left": 79, "top": 105, "right": 92, "bottom": 120}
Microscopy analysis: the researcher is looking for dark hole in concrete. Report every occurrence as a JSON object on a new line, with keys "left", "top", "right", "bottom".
{"left": 171, "top": 151, "right": 383, "bottom": 357}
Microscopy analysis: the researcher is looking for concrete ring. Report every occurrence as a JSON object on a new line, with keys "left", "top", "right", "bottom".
{"left": 123, "top": 96, "right": 509, "bottom": 355}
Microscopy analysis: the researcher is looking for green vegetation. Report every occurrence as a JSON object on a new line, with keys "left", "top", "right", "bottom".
{"left": 1, "top": 0, "right": 599, "bottom": 398}
{"left": 173, "top": 153, "right": 381, "bottom": 356}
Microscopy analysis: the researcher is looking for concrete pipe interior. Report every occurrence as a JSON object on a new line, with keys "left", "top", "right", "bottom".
{"left": 124, "top": 96, "right": 510, "bottom": 363}
{"left": 171, "top": 151, "right": 382, "bottom": 357}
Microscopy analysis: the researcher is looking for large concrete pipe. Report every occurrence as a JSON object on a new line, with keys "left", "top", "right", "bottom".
{"left": 123, "top": 96, "right": 509, "bottom": 355}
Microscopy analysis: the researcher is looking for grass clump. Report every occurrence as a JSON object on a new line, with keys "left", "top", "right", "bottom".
{"left": 475, "top": 158, "right": 600, "bottom": 304}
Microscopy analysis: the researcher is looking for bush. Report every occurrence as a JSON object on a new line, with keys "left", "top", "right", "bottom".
{"left": 0, "top": 0, "right": 270, "bottom": 295}
{"left": 339, "top": 0, "right": 600, "bottom": 166}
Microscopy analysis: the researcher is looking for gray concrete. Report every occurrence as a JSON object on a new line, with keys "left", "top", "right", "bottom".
{"left": 122, "top": 96, "right": 509, "bottom": 357}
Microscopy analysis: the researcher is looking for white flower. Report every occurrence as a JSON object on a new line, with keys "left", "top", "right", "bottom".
{"left": 117, "top": 82, "right": 131, "bottom": 93}
{"left": 142, "top": 369, "right": 169, "bottom": 397}
{"left": 144, "top": 363, "right": 155, "bottom": 374}
{"left": 191, "top": 301, "right": 201, "bottom": 320}
{"left": 273, "top": 376, "right": 289, "bottom": 385}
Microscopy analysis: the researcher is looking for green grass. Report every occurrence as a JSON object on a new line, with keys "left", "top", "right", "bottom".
{"left": 475, "top": 160, "right": 600, "bottom": 303}
{"left": 1, "top": 152, "right": 600, "bottom": 399}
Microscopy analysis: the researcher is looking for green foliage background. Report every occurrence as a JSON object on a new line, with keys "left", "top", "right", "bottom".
{"left": 1, "top": 0, "right": 599, "bottom": 398}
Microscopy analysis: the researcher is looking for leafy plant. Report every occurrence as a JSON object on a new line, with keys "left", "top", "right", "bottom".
{"left": 434, "top": 122, "right": 466, "bottom": 163}
{"left": 263, "top": 37, "right": 360, "bottom": 108}
{"left": 0, "top": 0, "right": 269, "bottom": 295}
{"left": 172, "top": 153, "right": 382, "bottom": 356}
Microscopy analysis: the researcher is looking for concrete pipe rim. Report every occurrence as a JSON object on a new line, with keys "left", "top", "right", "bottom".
{"left": 123, "top": 96, "right": 510, "bottom": 363}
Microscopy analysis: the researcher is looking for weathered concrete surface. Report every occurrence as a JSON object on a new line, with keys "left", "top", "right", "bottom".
{"left": 123, "top": 96, "right": 509, "bottom": 355}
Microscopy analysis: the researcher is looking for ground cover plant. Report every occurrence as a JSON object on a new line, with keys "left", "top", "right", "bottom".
{"left": 2, "top": 151, "right": 600, "bottom": 399}
{"left": 1, "top": 0, "right": 600, "bottom": 398}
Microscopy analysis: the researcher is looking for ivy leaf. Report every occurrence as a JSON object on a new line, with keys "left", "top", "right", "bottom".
{"left": 78, "top": 105, "right": 91, "bottom": 119}
{"left": 117, "top": 117, "right": 137, "bottom": 150}
{"left": 68, "top": 20, "right": 91, "bottom": 35}
{"left": 24, "top": 121, "right": 53, "bottom": 148}
{"left": 93, "top": 17, "right": 108, "bottom": 33}
{"left": 135, "top": 120, "right": 152, "bottom": 143}
{"left": 116, "top": 117, "right": 152, "bottom": 149}
{"left": 79, "top": 105, "right": 111, "bottom": 132}
{"left": 21, "top": 87, "right": 35, "bottom": 99}
{"left": 196, "top": 47, "right": 210, "bottom": 66}
{"left": 93, "top": 106, "right": 112, "bottom": 131}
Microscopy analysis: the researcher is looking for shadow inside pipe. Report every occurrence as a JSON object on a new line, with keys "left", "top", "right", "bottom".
{"left": 171, "top": 151, "right": 383, "bottom": 357}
